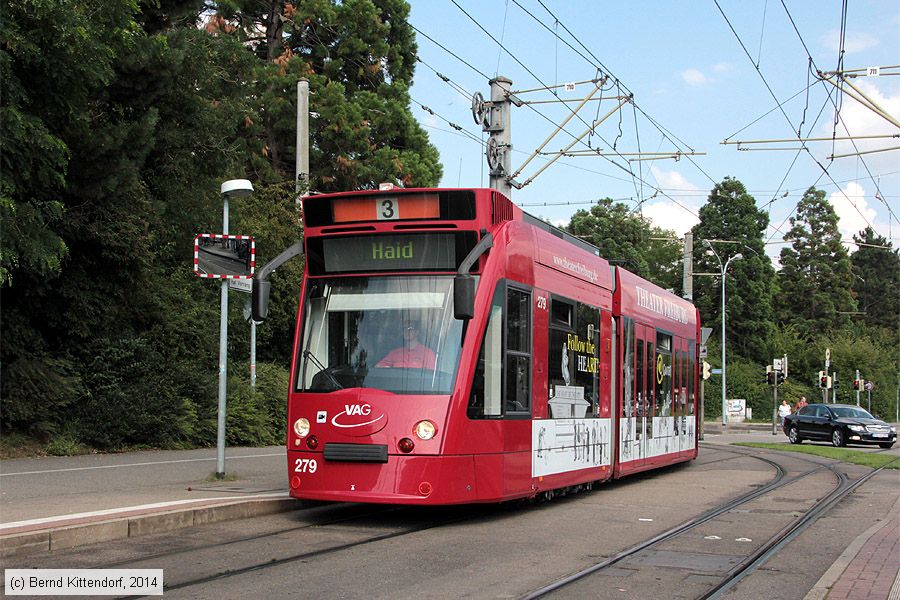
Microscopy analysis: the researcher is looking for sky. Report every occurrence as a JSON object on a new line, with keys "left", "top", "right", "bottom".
{"left": 405, "top": 1, "right": 900, "bottom": 261}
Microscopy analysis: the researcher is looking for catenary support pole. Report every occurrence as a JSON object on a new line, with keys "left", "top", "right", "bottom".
{"left": 682, "top": 233, "right": 693, "bottom": 301}
{"left": 296, "top": 79, "right": 310, "bottom": 201}
{"left": 488, "top": 76, "right": 513, "bottom": 197}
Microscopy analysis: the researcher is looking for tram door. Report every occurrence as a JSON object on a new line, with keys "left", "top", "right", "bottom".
{"left": 634, "top": 324, "right": 655, "bottom": 466}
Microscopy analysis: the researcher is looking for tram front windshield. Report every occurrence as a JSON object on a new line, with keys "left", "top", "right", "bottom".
{"left": 296, "top": 276, "right": 466, "bottom": 395}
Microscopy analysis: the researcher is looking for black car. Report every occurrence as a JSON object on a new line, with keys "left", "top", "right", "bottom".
{"left": 783, "top": 403, "right": 896, "bottom": 448}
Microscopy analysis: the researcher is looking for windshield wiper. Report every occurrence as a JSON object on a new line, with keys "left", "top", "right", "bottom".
{"left": 303, "top": 350, "right": 343, "bottom": 390}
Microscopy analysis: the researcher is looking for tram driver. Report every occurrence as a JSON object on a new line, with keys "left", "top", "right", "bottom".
{"left": 376, "top": 320, "right": 436, "bottom": 370}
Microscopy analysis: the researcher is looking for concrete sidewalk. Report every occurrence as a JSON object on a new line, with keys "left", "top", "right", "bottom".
{"left": 0, "top": 446, "right": 295, "bottom": 557}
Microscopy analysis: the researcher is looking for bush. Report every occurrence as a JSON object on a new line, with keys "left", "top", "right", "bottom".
{"left": 225, "top": 361, "right": 288, "bottom": 446}
{"left": 1, "top": 356, "right": 85, "bottom": 438}
{"left": 76, "top": 336, "right": 198, "bottom": 449}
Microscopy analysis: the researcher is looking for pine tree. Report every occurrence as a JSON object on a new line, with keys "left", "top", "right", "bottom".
{"left": 777, "top": 187, "right": 856, "bottom": 336}
{"left": 690, "top": 178, "right": 776, "bottom": 362}
{"left": 851, "top": 227, "right": 899, "bottom": 332}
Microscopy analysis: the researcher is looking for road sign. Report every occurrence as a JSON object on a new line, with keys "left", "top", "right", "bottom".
{"left": 229, "top": 278, "right": 252, "bottom": 293}
{"left": 773, "top": 358, "right": 782, "bottom": 371}
{"left": 699, "top": 346, "right": 707, "bottom": 358}
{"left": 865, "top": 381, "right": 874, "bottom": 391}
{"left": 700, "top": 327, "right": 713, "bottom": 345}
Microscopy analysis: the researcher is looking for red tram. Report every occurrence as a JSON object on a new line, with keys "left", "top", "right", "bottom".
{"left": 256, "top": 187, "right": 699, "bottom": 504}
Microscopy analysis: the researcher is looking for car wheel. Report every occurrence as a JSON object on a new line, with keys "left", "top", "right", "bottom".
{"left": 831, "top": 428, "right": 846, "bottom": 447}
{"left": 788, "top": 426, "right": 802, "bottom": 444}
{"left": 878, "top": 442, "right": 895, "bottom": 449}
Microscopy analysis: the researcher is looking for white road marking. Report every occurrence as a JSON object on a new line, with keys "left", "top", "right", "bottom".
{"left": 0, "top": 492, "right": 289, "bottom": 531}
{"left": 0, "top": 453, "right": 284, "bottom": 477}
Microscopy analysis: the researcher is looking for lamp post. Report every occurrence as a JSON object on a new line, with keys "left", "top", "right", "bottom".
{"left": 705, "top": 240, "right": 742, "bottom": 427}
{"left": 217, "top": 179, "right": 254, "bottom": 478}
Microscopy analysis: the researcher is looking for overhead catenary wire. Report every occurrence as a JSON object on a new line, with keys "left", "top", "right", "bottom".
{"left": 512, "top": 0, "right": 719, "bottom": 189}
{"left": 778, "top": 0, "right": 896, "bottom": 227}
{"left": 714, "top": 0, "right": 877, "bottom": 236}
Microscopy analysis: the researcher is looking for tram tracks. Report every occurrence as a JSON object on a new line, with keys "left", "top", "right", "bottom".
{"left": 521, "top": 445, "right": 899, "bottom": 600}
{"left": 115, "top": 503, "right": 498, "bottom": 599}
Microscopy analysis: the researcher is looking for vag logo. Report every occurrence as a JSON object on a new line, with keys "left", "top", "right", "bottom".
{"left": 331, "top": 404, "right": 384, "bottom": 428}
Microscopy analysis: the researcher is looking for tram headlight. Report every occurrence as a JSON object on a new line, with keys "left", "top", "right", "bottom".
{"left": 414, "top": 420, "right": 436, "bottom": 440}
{"left": 293, "top": 418, "right": 310, "bottom": 437}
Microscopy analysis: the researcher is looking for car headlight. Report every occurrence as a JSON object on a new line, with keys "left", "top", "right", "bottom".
{"left": 892, "top": 427, "right": 897, "bottom": 433}
{"left": 414, "top": 420, "right": 437, "bottom": 440}
{"left": 293, "top": 418, "right": 310, "bottom": 437}
{"left": 848, "top": 425, "right": 864, "bottom": 432}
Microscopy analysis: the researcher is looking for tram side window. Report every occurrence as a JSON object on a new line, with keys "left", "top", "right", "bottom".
{"left": 656, "top": 333, "right": 672, "bottom": 418}
{"left": 622, "top": 318, "right": 634, "bottom": 419}
{"left": 548, "top": 299, "right": 600, "bottom": 418}
{"left": 646, "top": 341, "right": 654, "bottom": 438}
{"left": 636, "top": 338, "right": 644, "bottom": 425}
{"left": 688, "top": 342, "right": 695, "bottom": 415}
{"left": 505, "top": 287, "right": 532, "bottom": 414}
{"left": 468, "top": 287, "right": 504, "bottom": 418}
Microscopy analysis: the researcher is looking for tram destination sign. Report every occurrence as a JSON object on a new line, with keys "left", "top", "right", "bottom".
{"left": 322, "top": 233, "right": 456, "bottom": 273}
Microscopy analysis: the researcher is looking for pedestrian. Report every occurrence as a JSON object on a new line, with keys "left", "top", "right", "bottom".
{"left": 778, "top": 399, "right": 792, "bottom": 425}
{"left": 794, "top": 395, "right": 808, "bottom": 413}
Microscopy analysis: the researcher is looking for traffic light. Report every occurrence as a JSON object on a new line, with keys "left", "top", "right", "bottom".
{"left": 766, "top": 372, "right": 775, "bottom": 385}
{"left": 853, "top": 379, "right": 860, "bottom": 390}
{"left": 703, "top": 361, "right": 711, "bottom": 380}
{"left": 818, "top": 370, "right": 826, "bottom": 388}
{"left": 833, "top": 374, "right": 839, "bottom": 389}
{"left": 776, "top": 372, "right": 785, "bottom": 384}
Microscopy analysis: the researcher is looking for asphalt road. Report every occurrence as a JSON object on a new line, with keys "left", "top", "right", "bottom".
{"left": 4, "top": 443, "right": 898, "bottom": 600}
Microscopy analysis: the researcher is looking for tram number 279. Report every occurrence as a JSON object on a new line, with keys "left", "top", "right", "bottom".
{"left": 294, "top": 458, "right": 318, "bottom": 473}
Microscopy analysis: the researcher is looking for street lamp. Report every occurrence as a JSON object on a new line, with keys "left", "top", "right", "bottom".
{"left": 704, "top": 240, "right": 742, "bottom": 427}
{"left": 217, "top": 179, "right": 253, "bottom": 478}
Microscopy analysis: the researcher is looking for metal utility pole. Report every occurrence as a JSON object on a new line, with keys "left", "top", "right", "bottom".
{"left": 217, "top": 193, "right": 229, "bottom": 477}
{"left": 217, "top": 180, "right": 254, "bottom": 478}
{"left": 832, "top": 371, "right": 837, "bottom": 404}
{"left": 704, "top": 241, "right": 742, "bottom": 426}
{"left": 487, "top": 76, "right": 512, "bottom": 197}
{"left": 772, "top": 373, "right": 779, "bottom": 436}
{"left": 296, "top": 79, "right": 310, "bottom": 200}
{"left": 682, "top": 232, "right": 693, "bottom": 301}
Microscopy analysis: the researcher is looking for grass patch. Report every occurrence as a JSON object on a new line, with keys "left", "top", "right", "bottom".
{"left": 736, "top": 442, "right": 900, "bottom": 470}
{"left": 0, "top": 432, "right": 46, "bottom": 459}
{"left": 205, "top": 471, "right": 241, "bottom": 483}
{"left": 44, "top": 433, "right": 91, "bottom": 457}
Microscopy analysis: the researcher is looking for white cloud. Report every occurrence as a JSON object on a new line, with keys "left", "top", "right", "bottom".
{"left": 712, "top": 62, "right": 733, "bottom": 74}
{"left": 828, "top": 182, "right": 878, "bottom": 246}
{"left": 821, "top": 29, "right": 880, "bottom": 54}
{"left": 820, "top": 79, "right": 900, "bottom": 167}
{"left": 640, "top": 167, "right": 702, "bottom": 236}
{"left": 681, "top": 69, "right": 709, "bottom": 86}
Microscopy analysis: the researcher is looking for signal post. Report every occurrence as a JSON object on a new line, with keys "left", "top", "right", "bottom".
{"left": 766, "top": 355, "right": 787, "bottom": 435}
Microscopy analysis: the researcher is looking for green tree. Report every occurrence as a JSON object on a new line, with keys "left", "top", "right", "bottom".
{"left": 851, "top": 227, "right": 899, "bottom": 332}
{"left": 691, "top": 178, "right": 776, "bottom": 362}
{"left": 566, "top": 198, "right": 682, "bottom": 288}
{"left": 777, "top": 187, "right": 856, "bottom": 337}
{"left": 209, "top": 0, "right": 442, "bottom": 189}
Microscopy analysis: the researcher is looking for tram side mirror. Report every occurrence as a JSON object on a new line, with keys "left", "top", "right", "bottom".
{"left": 454, "top": 275, "right": 476, "bottom": 320}
{"left": 252, "top": 279, "right": 271, "bottom": 322}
